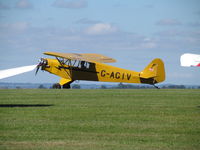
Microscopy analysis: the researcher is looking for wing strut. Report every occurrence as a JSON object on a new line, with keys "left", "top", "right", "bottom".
{"left": 55, "top": 57, "right": 72, "bottom": 80}
{"left": 68, "top": 59, "right": 73, "bottom": 78}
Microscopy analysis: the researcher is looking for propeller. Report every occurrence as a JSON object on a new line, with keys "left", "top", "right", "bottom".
{"left": 35, "top": 58, "right": 48, "bottom": 75}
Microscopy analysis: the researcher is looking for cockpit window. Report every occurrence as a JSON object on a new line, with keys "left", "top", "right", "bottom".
{"left": 80, "top": 61, "right": 90, "bottom": 69}
{"left": 57, "top": 57, "right": 90, "bottom": 69}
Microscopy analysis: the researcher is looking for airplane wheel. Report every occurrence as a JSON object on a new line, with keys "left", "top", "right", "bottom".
{"left": 63, "top": 83, "right": 71, "bottom": 89}
{"left": 52, "top": 83, "right": 61, "bottom": 89}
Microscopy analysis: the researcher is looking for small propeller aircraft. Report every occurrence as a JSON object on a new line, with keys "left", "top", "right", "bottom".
{"left": 0, "top": 52, "right": 165, "bottom": 88}
{"left": 180, "top": 53, "right": 200, "bottom": 67}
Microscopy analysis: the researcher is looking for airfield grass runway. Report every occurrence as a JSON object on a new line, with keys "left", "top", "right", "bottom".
{"left": 0, "top": 89, "right": 200, "bottom": 150}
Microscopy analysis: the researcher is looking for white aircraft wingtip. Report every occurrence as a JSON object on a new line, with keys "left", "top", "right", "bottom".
{"left": 180, "top": 53, "right": 200, "bottom": 67}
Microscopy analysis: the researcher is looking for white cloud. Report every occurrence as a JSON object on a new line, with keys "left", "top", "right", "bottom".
{"left": 53, "top": 0, "right": 88, "bottom": 9}
{"left": 15, "top": 0, "right": 33, "bottom": 9}
{"left": 85, "top": 23, "right": 118, "bottom": 35}
{"left": 1, "top": 21, "right": 199, "bottom": 53}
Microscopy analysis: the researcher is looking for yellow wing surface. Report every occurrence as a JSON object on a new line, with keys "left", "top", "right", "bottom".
{"left": 44, "top": 52, "right": 116, "bottom": 63}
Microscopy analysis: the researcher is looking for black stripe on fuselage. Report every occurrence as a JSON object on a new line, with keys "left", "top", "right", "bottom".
{"left": 139, "top": 77, "right": 157, "bottom": 84}
{"left": 56, "top": 66, "right": 99, "bottom": 74}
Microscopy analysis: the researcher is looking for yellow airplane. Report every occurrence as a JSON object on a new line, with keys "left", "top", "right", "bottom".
{"left": 34, "top": 52, "right": 165, "bottom": 88}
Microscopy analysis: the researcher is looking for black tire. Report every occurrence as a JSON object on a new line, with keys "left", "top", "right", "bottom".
{"left": 63, "top": 83, "right": 71, "bottom": 89}
{"left": 52, "top": 83, "right": 61, "bottom": 89}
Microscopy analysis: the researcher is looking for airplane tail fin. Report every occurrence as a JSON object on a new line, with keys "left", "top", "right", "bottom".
{"left": 140, "top": 59, "right": 165, "bottom": 84}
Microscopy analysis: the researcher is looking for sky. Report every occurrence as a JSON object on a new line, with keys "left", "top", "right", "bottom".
{"left": 0, "top": 0, "right": 200, "bottom": 85}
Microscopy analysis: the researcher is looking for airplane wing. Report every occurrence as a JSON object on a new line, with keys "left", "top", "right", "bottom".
{"left": 180, "top": 53, "right": 200, "bottom": 67}
{"left": 44, "top": 52, "right": 116, "bottom": 63}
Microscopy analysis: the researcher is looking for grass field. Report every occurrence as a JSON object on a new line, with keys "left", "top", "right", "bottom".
{"left": 0, "top": 89, "right": 200, "bottom": 150}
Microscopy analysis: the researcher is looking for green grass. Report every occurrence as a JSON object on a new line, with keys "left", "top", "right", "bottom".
{"left": 0, "top": 89, "right": 200, "bottom": 150}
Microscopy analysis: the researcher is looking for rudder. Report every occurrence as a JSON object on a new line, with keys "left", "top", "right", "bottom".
{"left": 139, "top": 59, "right": 165, "bottom": 84}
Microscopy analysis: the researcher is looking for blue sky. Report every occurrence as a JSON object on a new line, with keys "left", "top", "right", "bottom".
{"left": 0, "top": 0, "right": 200, "bottom": 85}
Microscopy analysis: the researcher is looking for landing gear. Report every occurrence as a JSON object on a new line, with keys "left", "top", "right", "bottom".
{"left": 52, "top": 83, "right": 61, "bottom": 89}
{"left": 63, "top": 83, "right": 71, "bottom": 89}
{"left": 52, "top": 83, "right": 70, "bottom": 89}
{"left": 62, "top": 80, "right": 74, "bottom": 89}
{"left": 52, "top": 80, "right": 73, "bottom": 89}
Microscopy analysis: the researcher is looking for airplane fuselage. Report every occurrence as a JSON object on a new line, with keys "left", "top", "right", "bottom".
{"left": 43, "top": 58, "right": 154, "bottom": 84}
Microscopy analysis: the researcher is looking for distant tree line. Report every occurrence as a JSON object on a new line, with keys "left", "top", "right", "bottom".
{"left": 71, "top": 84, "right": 81, "bottom": 89}
{"left": 38, "top": 84, "right": 46, "bottom": 89}
{"left": 100, "top": 83, "right": 200, "bottom": 89}
{"left": 1, "top": 83, "right": 200, "bottom": 89}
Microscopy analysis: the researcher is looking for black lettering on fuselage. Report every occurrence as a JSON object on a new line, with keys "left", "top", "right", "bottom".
{"left": 127, "top": 74, "right": 131, "bottom": 80}
{"left": 110, "top": 72, "right": 115, "bottom": 78}
{"left": 100, "top": 70, "right": 132, "bottom": 81}
{"left": 115, "top": 72, "right": 120, "bottom": 79}
{"left": 101, "top": 70, "right": 106, "bottom": 77}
